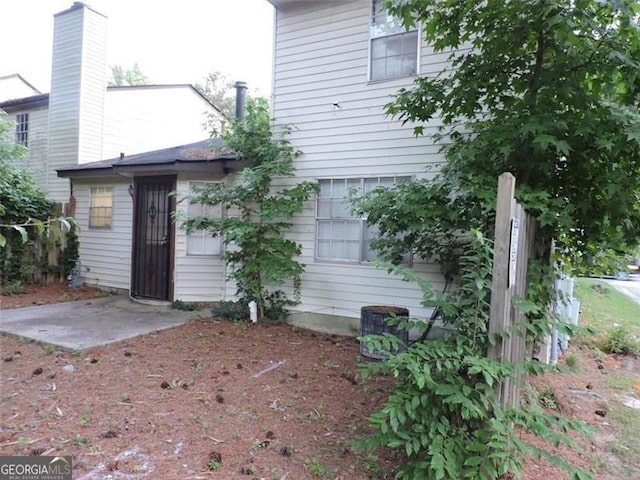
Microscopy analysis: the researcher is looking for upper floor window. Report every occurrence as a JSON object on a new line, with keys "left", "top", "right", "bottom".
{"left": 370, "top": 0, "right": 419, "bottom": 81}
{"left": 316, "top": 177, "right": 411, "bottom": 263}
{"left": 89, "top": 187, "right": 113, "bottom": 229}
{"left": 15, "top": 113, "right": 28, "bottom": 147}
{"left": 186, "top": 181, "right": 222, "bottom": 256}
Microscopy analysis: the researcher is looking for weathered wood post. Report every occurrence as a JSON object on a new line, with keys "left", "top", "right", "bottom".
{"left": 488, "top": 173, "right": 536, "bottom": 408}
{"left": 488, "top": 173, "right": 516, "bottom": 407}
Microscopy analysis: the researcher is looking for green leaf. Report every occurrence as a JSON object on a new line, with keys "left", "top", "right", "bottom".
{"left": 464, "top": 455, "right": 483, "bottom": 466}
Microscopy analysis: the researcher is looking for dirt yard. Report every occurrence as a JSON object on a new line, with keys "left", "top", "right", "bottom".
{"left": 1, "top": 282, "right": 113, "bottom": 309}
{"left": 1, "top": 285, "right": 639, "bottom": 479}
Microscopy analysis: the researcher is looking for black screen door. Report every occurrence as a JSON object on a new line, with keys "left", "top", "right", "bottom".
{"left": 131, "top": 176, "right": 174, "bottom": 300}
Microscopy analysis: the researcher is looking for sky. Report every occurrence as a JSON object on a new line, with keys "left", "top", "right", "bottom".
{"left": 0, "top": 0, "right": 275, "bottom": 96}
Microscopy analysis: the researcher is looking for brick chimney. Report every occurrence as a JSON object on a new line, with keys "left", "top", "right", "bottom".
{"left": 47, "top": 2, "right": 107, "bottom": 202}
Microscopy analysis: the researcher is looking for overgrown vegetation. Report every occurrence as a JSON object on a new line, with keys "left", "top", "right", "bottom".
{"left": 358, "top": 232, "right": 590, "bottom": 479}
{"left": 181, "top": 98, "right": 318, "bottom": 321}
{"left": 352, "top": 0, "right": 640, "bottom": 478}
{"left": 599, "top": 327, "right": 640, "bottom": 357}
{"left": 0, "top": 111, "right": 76, "bottom": 287}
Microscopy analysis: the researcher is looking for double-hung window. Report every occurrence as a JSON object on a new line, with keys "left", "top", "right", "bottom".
{"left": 316, "top": 177, "right": 410, "bottom": 263}
{"left": 89, "top": 187, "right": 113, "bottom": 229}
{"left": 15, "top": 113, "right": 29, "bottom": 147}
{"left": 186, "top": 181, "right": 222, "bottom": 256}
{"left": 370, "top": 0, "right": 419, "bottom": 81}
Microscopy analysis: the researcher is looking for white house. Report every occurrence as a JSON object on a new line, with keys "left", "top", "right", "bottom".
{"left": 13, "top": 0, "right": 449, "bottom": 334}
{"left": 1, "top": 2, "right": 229, "bottom": 305}
{"left": 261, "top": 0, "right": 449, "bottom": 331}
{"left": 0, "top": 2, "right": 220, "bottom": 204}
{"left": 0, "top": 74, "right": 42, "bottom": 102}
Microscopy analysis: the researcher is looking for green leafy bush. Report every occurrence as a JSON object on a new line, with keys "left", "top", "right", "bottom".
{"left": 211, "top": 300, "right": 249, "bottom": 322}
{"left": 181, "top": 98, "right": 318, "bottom": 321}
{"left": 357, "top": 231, "right": 591, "bottom": 480}
{"left": 599, "top": 328, "right": 640, "bottom": 356}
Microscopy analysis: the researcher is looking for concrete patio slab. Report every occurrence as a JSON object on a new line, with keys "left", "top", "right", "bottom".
{"left": 0, "top": 295, "right": 208, "bottom": 350}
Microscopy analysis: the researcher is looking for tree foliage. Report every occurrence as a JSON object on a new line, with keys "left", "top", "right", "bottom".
{"left": 352, "top": 1, "right": 640, "bottom": 478}
{"left": 195, "top": 70, "right": 235, "bottom": 118}
{"left": 367, "top": 0, "right": 640, "bottom": 273}
{"left": 181, "top": 97, "right": 318, "bottom": 321}
{"left": 0, "top": 111, "right": 56, "bottom": 248}
{"left": 359, "top": 233, "right": 590, "bottom": 480}
{"left": 108, "top": 63, "right": 149, "bottom": 86}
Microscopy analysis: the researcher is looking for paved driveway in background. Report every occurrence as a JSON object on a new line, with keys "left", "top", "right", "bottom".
{"left": 0, "top": 295, "right": 207, "bottom": 350}
{"left": 603, "top": 274, "right": 640, "bottom": 307}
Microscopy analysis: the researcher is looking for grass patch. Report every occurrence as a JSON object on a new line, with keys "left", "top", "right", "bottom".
{"left": 574, "top": 278, "right": 640, "bottom": 339}
{"left": 573, "top": 277, "right": 640, "bottom": 477}
{"left": 606, "top": 407, "right": 640, "bottom": 463}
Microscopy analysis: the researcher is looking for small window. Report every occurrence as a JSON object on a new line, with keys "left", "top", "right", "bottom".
{"left": 15, "top": 113, "right": 28, "bottom": 147}
{"left": 186, "top": 181, "right": 222, "bottom": 256}
{"left": 89, "top": 187, "right": 113, "bottom": 229}
{"left": 370, "top": 0, "right": 419, "bottom": 81}
{"left": 316, "top": 177, "right": 410, "bottom": 263}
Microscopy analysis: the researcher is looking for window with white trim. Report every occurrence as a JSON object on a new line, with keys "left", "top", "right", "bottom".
{"left": 370, "top": 0, "right": 419, "bottom": 81}
{"left": 89, "top": 187, "right": 113, "bottom": 229}
{"left": 15, "top": 113, "right": 28, "bottom": 147}
{"left": 316, "top": 177, "right": 410, "bottom": 262}
{"left": 186, "top": 181, "right": 222, "bottom": 256}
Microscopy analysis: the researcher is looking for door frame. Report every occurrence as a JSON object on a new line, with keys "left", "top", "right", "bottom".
{"left": 130, "top": 175, "right": 176, "bottom": 301}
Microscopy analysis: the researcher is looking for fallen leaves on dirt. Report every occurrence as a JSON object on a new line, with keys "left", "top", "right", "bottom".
{"left": 1, "top": 282, "right": 113, "bottom": 309}
{"left": 0, "top": 319, "right": 395, "bottom": 478}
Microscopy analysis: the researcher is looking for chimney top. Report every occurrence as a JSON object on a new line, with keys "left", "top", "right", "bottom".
{"left": 234, "top": 81, "right": 248, "bottom": 120}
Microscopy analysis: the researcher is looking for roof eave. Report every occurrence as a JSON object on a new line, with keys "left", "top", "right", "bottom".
{"left": 57, "top": 158, "right": 249, "bottom": 179}
{"left": 0, "top": 94, "right": 49, "bottom": 112}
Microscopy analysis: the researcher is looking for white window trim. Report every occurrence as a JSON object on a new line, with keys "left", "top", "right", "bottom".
{"left": 315, "top": 176, "right": 412, "bottom": 265}
{"left": 186, "top": 181, "right": 222, "bottom": 257}
{"left": 89, "top": 187, "right": 113, "bottom": 230}
{"left": 368, "top": 0, "right": 421, "bottom": 83}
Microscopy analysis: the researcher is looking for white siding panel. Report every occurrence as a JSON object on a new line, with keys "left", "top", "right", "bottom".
{"left": 4, "top": 107, "right": 49, "bottom": 190}
{"left": 272, "top": 0, "right": 450, "bottom": 321}
{"left": 73, "top": 179, "right": 132, "bottom": 290}
{"left": 101, "top": 87, "right": 214, "bottom": 162}
{"left": 173, "top": 173, "right": 226, "bottom": 303}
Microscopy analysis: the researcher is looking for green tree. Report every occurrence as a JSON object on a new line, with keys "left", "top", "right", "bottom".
{"left": 1, "top": 110, "right": 57, "bottom": 288}
{"left": 181, "top": 97, "right": 318, "bottom": 321}
{"left": 0, "top": 111, "right": 55, "bottom": 245}
{"left": 352, "top": 1, "right": 640, "bottom": 478}
{"left": 195, "top": 70, "right": 235, "bottom": 118}
{"left": 0, "top": 110, "right": 25, "bottom": 163}
{"left": 361, "top": 0, "right": 640, "bottom": 274}
{"left": 108, "top": 63, "right": 149, "bottom": 86}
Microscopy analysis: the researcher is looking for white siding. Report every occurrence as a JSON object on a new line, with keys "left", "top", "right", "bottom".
{"left": 101, "top": 86, "right": 215, "bottom": 162}
{"left": 4, "top": 106, "right": 49, "bottom": 189}
{"left": 173, "top": 173, "right": 227, "bottom": 302}
{"left": 73, "top": 178, "right": 132, "bottom": 290}
{"left": 272, "top": 0, "right": 449, "bottom": 320}
{"left": 47, "top": 4, "right": 107, "bottom": 203}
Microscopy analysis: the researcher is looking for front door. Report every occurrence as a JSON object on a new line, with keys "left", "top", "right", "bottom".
{"left": 131, "top": 176, "right": 175, "bottom": 301}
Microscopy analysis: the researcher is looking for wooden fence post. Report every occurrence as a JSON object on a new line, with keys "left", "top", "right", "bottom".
{"left": 488, "top": 173, "right": 516, "bottom": 407}
{"left": 488, "top": 173, "right": 537, "bottom": 408}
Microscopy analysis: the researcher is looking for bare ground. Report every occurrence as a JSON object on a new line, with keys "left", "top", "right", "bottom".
{"left": 1, "top": 284, "right": 639, "bottom": 479}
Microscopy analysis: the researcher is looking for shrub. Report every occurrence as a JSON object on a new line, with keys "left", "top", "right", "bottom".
{"left": 357, "top": 231, "right": 590, "bottom": 480}
{"left": 599, "top": 328, "right": 640, "bottom": 356}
